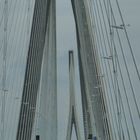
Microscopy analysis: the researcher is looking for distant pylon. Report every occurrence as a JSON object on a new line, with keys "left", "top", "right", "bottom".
{"left": 66, "top": 51, "right": 81, "bottom": 140}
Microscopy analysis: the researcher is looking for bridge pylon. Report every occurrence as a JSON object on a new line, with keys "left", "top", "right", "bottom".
{"left": 66, "top": 51, "right": 81, "bottom": 140}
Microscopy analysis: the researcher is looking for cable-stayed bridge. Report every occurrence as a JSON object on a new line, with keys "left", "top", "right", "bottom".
{"left": 0, "top": 0, "right": 140, "bottom": 140}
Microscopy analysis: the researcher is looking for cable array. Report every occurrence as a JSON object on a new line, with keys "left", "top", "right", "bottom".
{"left": 0, "top": 0, "right": 36, "bottom": 139}
{"left": 0, "top": 0, "right": 8, "bottom": 140}
{"left": 80, "top": 0, "right": 140, "bottom": 139}
{"left": 72, "top": 0, "right": 114, "bottom": 139}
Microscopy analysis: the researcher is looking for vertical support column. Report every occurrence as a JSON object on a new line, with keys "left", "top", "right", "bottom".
{"left": 16, "top": 0, "right": 52, "bottom": 140}
{"left": 33, "top": 0, "right": 57, "bottom": 139}
{"left": 71, "top": 0, "right": 113, "bottom": 139}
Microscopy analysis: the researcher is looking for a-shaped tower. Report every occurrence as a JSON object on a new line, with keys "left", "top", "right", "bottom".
{"left": 66, "top": 51, "right": 81, "bottom": 140}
